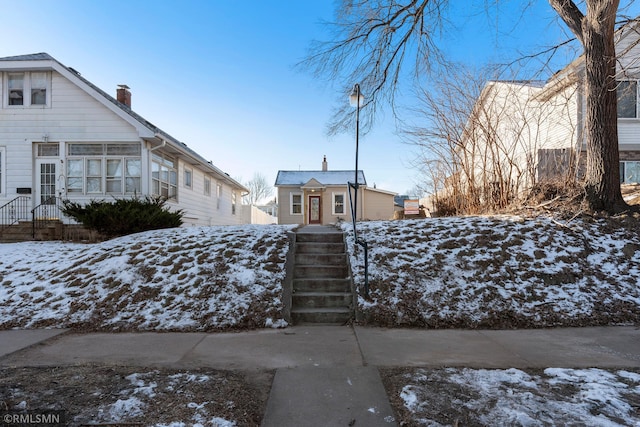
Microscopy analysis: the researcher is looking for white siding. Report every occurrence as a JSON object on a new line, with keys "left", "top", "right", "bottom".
{"left": 0, "top": 71, "right": 139, "bottom": 205}
{"left": 0, "top": 64, "right": 248, "bottom": 227}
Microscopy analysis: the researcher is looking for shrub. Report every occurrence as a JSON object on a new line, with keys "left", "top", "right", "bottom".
{"left": 62, "top": 196, "right": 183, "bottom": 237}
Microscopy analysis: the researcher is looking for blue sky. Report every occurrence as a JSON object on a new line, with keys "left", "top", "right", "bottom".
{"left": 4, "top": 1, "right": 639, "bottom": 197}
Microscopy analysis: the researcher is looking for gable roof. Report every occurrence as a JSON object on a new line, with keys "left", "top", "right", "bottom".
{"left": 0, "top": 53, "right": 248, "bottom": 192}
{"left": 275, "top": 170, "right": 366, "bottom": 186}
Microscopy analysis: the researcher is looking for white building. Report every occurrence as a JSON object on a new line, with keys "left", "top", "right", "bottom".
{"left": 0, "top": 53, "right": 248, "bottom": 230}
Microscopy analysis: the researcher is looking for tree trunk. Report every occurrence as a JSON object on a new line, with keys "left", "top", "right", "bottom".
{"left": 581, "top": 2, "right": 627, "bottom": 212}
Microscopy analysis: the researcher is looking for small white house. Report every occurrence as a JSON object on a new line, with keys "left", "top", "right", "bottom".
{"left": 0, "top": 53, "right": 248, "bottom": 229}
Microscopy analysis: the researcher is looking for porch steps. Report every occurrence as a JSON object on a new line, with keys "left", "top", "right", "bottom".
{"left": 0, "top": 221, "right": 63, "bottom": 243}
{"left": 290, "top": 227, "right": 354, "bottom": 325}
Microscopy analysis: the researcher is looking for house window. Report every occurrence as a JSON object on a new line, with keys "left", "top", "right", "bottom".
{"left": 8, "top": 74, "right": 24, "bottom": 105}
{"left": 332, "top": 192, "right": 346, "bottom": 215}
{"left": 152, "top": 154, "right": 177, "bottom": 199}
{"left": 5, "top": 72, "right": 50, "bottom": 107}
{"left": 31, "top": 72, "right": 47, "bottom": 105}
{"left": 37, "top": 144, "right": 59, "bottom": 157}
{"left": 184, "top": 168, "right": 193, "bottom": 189}
{"left": 232, "top": 191, "right": 237, "bottom": 215}
{"left": 216, "top": 183, "right": 222, "bottom": 209}
{"left": 290, "top": 193, "right": 303, "bottom": 215}
{"left": 620, "top": 161, "right": 640, "bottom": 184}
{"left": 67, "top": 143, "right": 141, "bottom": 195}
{"left": 617, "top": 81, "right": 638, "bottom": 118}
{"left": 204, "top": 177, "right": 211, "bottom": 196}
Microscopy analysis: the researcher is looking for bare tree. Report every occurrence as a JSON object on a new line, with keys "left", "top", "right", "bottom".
{"left": 403, "top": 63, "right": 579, "bottom": 215}
{"left": 242, "top": 173, "right": 273, "bottom": 205}
{"left": 301, "top": 0, "right": 636, "bottom": 213}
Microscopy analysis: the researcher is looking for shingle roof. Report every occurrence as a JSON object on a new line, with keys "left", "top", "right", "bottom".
{"left": 0, "top": 52, "right": 248, "bottom": 192}
{"left": 275, "top": 170, "right": 366, "bottom": 186}
{"left": 0, "top": 53, "right": 55, "bottom": 61}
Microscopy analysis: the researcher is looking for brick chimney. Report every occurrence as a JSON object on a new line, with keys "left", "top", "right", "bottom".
{"left": 116, "top": 84, "right": 131, "bottom": 107}
{"left": 322, "top": 155, "right": 328, "bottom": 171}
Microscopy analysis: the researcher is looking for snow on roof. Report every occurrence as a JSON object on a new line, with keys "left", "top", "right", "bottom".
{"left": 275, "top": 170, "right": 367, "bottom": 186}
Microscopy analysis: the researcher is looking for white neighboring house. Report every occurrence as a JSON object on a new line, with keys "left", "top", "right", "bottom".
{"left": 453, "top": 20, "right": 640, "bottom": 204}
{"left": 0, "top": 53, "right": 249, "bottom": 230}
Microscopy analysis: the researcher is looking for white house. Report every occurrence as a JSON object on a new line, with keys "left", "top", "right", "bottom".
{"left": 0, "top": 53, "right": 248, "bottom": 231}
{"left": 451, "top": 20, "right": 640, "bottom": 206}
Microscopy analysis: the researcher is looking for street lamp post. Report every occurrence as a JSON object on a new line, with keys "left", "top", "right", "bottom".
{"left": 348, "top": 83, "right": 369, "bottom": 298}
{"left": 349, "top": 83, "right": 364, "bottom": 237}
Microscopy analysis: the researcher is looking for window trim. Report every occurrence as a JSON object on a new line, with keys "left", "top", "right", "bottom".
{"left": 66, "top": 143, "right": 142, "bottom": 196}
{"left": 620, "top": 160, "right": 640, "bottom": 184}
{"left": 184, "top": 168, "right": 193, "bottom": 189}
{"left": 332, "top": 192, "right": 346, "bottom": 215}
{"left": 4, "top": 71, "right": 51, "bottom": 108}
{"left": 216, "top": 183, "right": 222, "bottom": 209}
{"left": 290, "top": 192, "right": 303, "bottom": 215}
{"left": 204, "top": 177, "right": 211, "bottom": 196}
{"left": 232, "top": 191, "right": 237, "bottom": 215}
{"left": 617, "top": 80, "right": 639, "bottom": 119}
{"left": 151, "top": 153, "right": 177, "bottom": 200}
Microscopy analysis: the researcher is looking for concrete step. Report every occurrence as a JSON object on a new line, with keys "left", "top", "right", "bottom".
{"left": 296, "top": 242, "right": 345, "bottom": 254}
{"left": 290, "top": 307, "right": 352, "bottom": 325}
{"left": 294, "top": 265, "right": 349, "bottom": 279}
{"left": 292, "top": 292, "right": 353, "bottom": 309}
{"left": 296, "top": 232, "right": 344, "bottom": 243}
{"left": 295, "top": 253, "right": 347, "bottom": 265}
{"left": 293, "top": 278, "right": 352, "bottom": 293}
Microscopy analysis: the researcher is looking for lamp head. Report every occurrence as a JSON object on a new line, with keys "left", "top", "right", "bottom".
{"left": 349, "top": 84, "right": 364, "bottom": 107}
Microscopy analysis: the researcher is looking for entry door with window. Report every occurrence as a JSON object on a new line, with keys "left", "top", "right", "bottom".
{"left": 36, "top": 159, "right": 58, "bottom": 205}
{"left": 309, "top": 195, "right": 321, "bottom": 224}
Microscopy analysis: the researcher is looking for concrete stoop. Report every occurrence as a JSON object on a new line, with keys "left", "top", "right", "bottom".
{"left": 290, "top": 228, "right": 354, "bottom": 325}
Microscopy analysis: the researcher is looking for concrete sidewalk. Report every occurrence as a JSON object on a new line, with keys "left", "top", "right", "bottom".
{"left": 1, "top": 325, "right": 639, "bottom": 426}
{"left": 2, "top": 326, "right": 638, "bottom": 369}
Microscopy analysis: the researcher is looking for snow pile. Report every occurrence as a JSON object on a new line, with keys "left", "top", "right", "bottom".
{"left": 0, "top": 225, "right": 294, "bottom": 331}
{"left": 342, "top": 216, "right": 640, "bottom": 328}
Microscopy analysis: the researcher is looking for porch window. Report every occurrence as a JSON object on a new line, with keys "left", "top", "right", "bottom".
{"left": 332, "top": 192, "right": 346, "bottom": 215}
{"left": 152, "top": 154, "right": 177, "bottom": 199}
{"left": 620, "top": 161, "right": 640, "bottom": 184}
{"left": 617, "top": 81, "right": 638, "bottom": 118}
{"left": 66, "top": 143, "right": 141, "bottom": 195}
{"left": 291, "top": 193, "right": 303, "bottom": 215}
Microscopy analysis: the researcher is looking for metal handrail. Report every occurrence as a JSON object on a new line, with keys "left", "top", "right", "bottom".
{"left": 31, "top": 196, "right": 63, "bottom": 238}
{"left": 348, "top": 181, "right": 369, "bottom": 298}
{"left": 0, "top": 196, "right": 31, "bottom": 234}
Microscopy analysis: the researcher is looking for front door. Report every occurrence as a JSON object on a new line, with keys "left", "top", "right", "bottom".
{"left": 35, "top": 159, "right": 58, "bottom": 205}
{"left": 309, "top": 195, "right": 321, "bottom": 224}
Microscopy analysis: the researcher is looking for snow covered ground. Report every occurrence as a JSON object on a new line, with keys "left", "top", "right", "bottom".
{"left": 0, "top": 225, "right": 294, "bottom": 330}
{"left": 341, "top": 215, "right": 640, "bottom": 328}
{"left": 1, "top": 215, "right": 640, "bottom": 426}
{"left": 385, "top": 366, "right": 640, "bottom": 426}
